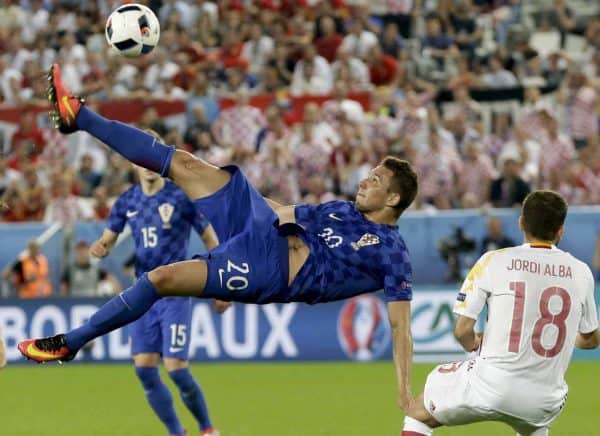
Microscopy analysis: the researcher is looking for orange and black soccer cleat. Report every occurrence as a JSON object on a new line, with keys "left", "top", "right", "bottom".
{"left": 18, "top": 334, "right": 76, "bottom": 363}
{"left": 47, "top": 63, "right": 85, "bottom": 134}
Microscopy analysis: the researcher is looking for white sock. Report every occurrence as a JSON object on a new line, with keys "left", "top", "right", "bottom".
{"left": 403, "top": 416, "right": 434, "bottom": 435}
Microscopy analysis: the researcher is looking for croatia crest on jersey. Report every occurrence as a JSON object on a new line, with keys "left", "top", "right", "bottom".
{"left": 351, "top": 233, "right": 380, "bottom": 251}
{"left": 158, "top": 203, "right": 174, "bottom": 228}
{"left": 337, "top": 295, "right": 390, "bottom": 361}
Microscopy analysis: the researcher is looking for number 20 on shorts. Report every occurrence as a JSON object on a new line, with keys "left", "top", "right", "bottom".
{"left": 218, "top": 260, "right": 250, "bottom": 291}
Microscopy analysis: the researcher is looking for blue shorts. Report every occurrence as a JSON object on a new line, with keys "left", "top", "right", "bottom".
{"left": 193, "top": 166, "right": 290, "bottom": 303}
{"left": 129, "top": 297, "right": 192, "bottom": 360}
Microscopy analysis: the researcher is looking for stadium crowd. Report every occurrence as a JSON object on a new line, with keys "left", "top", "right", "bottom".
{"left": 0, "top": 0, "right": 599, "bottom": 223}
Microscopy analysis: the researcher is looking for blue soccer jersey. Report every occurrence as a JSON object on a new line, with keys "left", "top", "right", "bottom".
{"left": 288, "top": 200, "right": 413, "bottom": 304}
{"left": 107, "top": 181, "right": 209, "bottom": 277}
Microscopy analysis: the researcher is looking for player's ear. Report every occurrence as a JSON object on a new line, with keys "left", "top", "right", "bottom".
{"left": 518, "top": 215, "right": 524, "bottom": 232}
{"left": 555, "top": 225, "right": 565, "bottom": 243}
{"left": 386, "top": 192, "right": 401, "bottom": 209}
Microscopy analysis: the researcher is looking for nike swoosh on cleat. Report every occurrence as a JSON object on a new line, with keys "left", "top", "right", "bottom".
{"left": 61, "top": 95, "right": 76, "bottom": 121}
{"left": 25, "top": 343, "right": 60, "bottom": 360}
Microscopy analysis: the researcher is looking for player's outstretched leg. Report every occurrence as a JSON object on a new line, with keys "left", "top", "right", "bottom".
{"left": 47, "top": 63, "right": 230, "bottom": 199}
{"left": 18, "top": 260, "right": 207, "bottom": 363}
{"left": 167, "top": 360, "right": 219, "bottom": 436}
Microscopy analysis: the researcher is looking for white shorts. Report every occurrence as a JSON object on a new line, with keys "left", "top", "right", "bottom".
{"left": 423, "top": 358, "right": 565, "bottom": 435}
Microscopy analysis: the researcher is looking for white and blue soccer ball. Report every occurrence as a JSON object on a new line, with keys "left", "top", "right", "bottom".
{"left": 105, "top": 3, "right": 160, "bottom": 58}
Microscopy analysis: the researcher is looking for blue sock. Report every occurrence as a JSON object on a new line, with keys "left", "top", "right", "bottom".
{"left": 135, "top": 367, "right": 184, "bottom": 435}
{"left": 76, "top": 106, "right": 175, "bottom": 176}
{"left": 65, "top": 274, "right": 160, "bottom": 351}
{"left": 169, "top": 368, "right": 213, "bottom": 431}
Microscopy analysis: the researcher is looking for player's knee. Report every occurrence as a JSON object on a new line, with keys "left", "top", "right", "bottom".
{"left": 164, "top": 357, "right": 188, "bottom": 372}
{"left": 135, "top": 366, "right": 161, "bottom": 390}
{"left": 148, "top": 265, "right": 177, "bottom": 293}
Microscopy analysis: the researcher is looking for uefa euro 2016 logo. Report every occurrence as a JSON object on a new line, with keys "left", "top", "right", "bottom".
{"left": 337, "top": 295, "right": 391, "bottom": 361}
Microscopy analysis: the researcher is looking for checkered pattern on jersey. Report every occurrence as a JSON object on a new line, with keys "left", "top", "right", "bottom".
{"left": 107, "top": 181, "right": 209, "bottom": 276}
{"left": 288, "top": 200, "right": 412, "bottom": 304}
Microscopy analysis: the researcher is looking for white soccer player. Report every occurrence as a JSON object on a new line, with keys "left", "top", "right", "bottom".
{"left": 403, "top": 190, "right": 600, "bottom": 436}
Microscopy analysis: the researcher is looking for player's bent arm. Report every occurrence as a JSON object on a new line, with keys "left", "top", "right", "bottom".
{"left": 576, "top": 330, "right": 600, "bottom": 349}
{"left": 454, "top": 315, "right": 480, "bottom": 352}
{"left": 387, "top": 300, "right": 413, "bottom": 412}
{"left": 90, "top": 229, "right": 119, "bottom": 258}
{"left": 200, "top": 224, "right": 219, "bottom": 251}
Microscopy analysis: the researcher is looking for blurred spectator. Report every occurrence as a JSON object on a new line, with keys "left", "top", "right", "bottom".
{"left": 449, "top": 0, "right": 481, "bottom": 59}
{"left": 367, "top": 44, "right": 401, "bottom": 87}
{"left": 0, "top": 54, "right": 23, "bottom": 105}
{"left": 340, "top": 18, "right": 379, "bottom": 60}
{"left": 90, "top": 186, "right": 111, "bottom": 220}
{"left": 61, "top": 240, "right": 117, "bottom": 297}
{"left": 379, "top": 23, "right": 405, "bottom": 59}
{"left": 0, "top": 155, "right": 21, "bottom": 197}
{"left": 144, "top": 47, "right": 179, "bottom": 90}
{"left": 331, "top": 47, "right": 370, "bottom": 91}
{"left": 415, "top": 128, "right": 462, "bottom": 209}
{"left": 76, "top": 154, "right": 102, "bottom": 197}
{"left": 212, "top": 90, "right": 266, "bottom": 151}
{"left": 44, "top": 175, "right": 83, "bottom": 225}
{"left": 480, "top": 217, "right": 515, "bottom": 254}
{"left": 314, "top": 15, "right": 344, "bottom": 63}
{"left": 480, "top": 54, "right": 518, "bottom": 89}
{"left": 293, "top": 121, "right": 333, "bottom": 196}
{"left": 3, "top": 240, "right": 52, "bottom": 298}
{"left": 561, "top": 71, "right": 598, "bottom": 147}
{"left": 459, "top": 140, "right": 496, "bottom": 208}
{"left": 20, "top": 165, "right": 46, "bottom": 221}
{"left": 290, "top": 45, "right": 333, "bottom": 96}
{"left": 186, "top": 70, "right": 220, "bottom": 126}
{"left": 538, "top": 109, "right": 576, "bottom": 188}
{"left": 490, "top": 158, "right": 531, "bottom": 208}
{"left": 321, "top": 80, "right": 365, "bottom": 128}
{"left": 421, "top": 14, "right": 457, "bottom": 66}
{"left": 242, "top": 22, "right": 274, "bottom": 78}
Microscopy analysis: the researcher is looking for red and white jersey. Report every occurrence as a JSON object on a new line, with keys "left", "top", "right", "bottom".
{"left": 454, "top": 243, "right": 598, "bottom": 398}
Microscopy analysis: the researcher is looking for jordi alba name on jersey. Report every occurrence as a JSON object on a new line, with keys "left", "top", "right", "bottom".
{"left": 290, "top": 201, "right": 412, "bottom": 303}
{"left": 107, "top": 181, "right": 209, "bottom": 276}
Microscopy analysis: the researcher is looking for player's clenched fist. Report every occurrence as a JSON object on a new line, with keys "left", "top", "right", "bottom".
{"left": 90, "top": 240, "right": 109, "bottom": 258}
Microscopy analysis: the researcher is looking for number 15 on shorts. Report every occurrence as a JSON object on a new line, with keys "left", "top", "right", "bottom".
{"left": 218, "top": 260, "right": 250, "bottom": 291}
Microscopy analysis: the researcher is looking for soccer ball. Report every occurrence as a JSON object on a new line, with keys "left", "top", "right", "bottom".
{"left": 105, "top": 4, "right": 160, "bottom": 58}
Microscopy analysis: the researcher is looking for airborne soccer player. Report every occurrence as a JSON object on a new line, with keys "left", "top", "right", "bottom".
{"left": 402, "top": 191, "right": 600, "bottom": 436}
{"left": 20, "top": 65, "right": 418, "bottom": 412}
{"left": 90, "top": 132, "right": 224, "bottom": 436}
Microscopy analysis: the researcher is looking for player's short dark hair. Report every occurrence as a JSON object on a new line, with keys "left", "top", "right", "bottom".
{"left": 381, "top": 156, "right": 418, "bottom": 215}
{"left": 522, "top": 190, "right": 568, "bottom": 241}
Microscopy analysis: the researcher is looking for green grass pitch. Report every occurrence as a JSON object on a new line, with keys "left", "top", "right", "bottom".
{"left": 2, "top": 361, "right": 598, "bottom": 435}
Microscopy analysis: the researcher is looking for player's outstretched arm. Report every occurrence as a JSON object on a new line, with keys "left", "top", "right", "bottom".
{"left": 454, "top": 316, "right": 481, "bottom": 352}
{"left": 387, "top": 301, "right": 414, "bottom": 412}
{"left": 575, "top": 330, "right": 600, "bottom": 349}
{"left": 90, "top": 229, "right": 119, "bottom": 258}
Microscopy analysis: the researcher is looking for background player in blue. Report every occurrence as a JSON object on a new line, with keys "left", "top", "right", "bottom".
{"left": 90, "top": 133, "right": 226, "bottom": 436}
{"left": 21, "top": 64, "right": 419, "bottom": 414}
